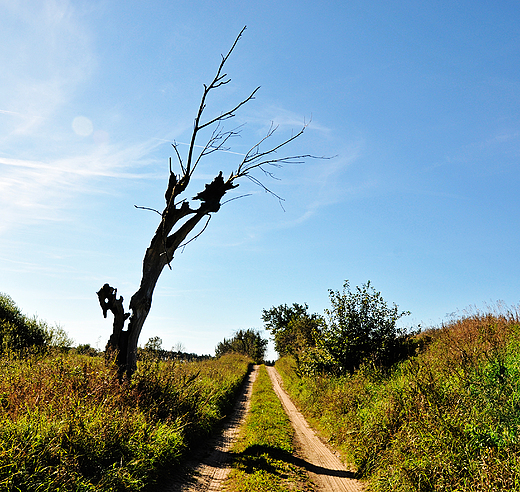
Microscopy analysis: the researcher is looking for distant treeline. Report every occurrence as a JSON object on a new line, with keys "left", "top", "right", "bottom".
{"left": 215, "top": 328, "right": 267, "bottom": 364}
{"left": 0, "top": 294, "right": 212, "bottom": 361}
{"left": 139, "top": 336, "right": 212, "bottom": 362}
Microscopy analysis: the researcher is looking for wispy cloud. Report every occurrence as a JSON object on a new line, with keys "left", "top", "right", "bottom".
{"left": 241, "top": 104, "right": 332, "bottom": 135}
{"left": 282, "top": 139, "right": 367, "bottom": 224}
{"left": 223, "top": 138, "right": 368, "bottom": 238}
{"left": 0, "top": 138, "right": 166, "bottom": 233}
{"left": 421, "top": 128, "right": 520, "bottom": 176}
{"left": 0, "top": 1, "right": 171, "bottom": 234}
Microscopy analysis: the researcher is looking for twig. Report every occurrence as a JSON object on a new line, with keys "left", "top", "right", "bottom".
{"left": 179, "top": 216, "right": 212, "bottom": 250}
{"left": 135, "top": 205, "right": 162, "bottom": 216}
{"left": 221, "top": 194, "right": 252, "bottom": 205}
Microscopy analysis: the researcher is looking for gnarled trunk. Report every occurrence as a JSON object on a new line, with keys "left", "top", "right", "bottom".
{"left": 99, "top": 208, "right": 216, "bottom": 378}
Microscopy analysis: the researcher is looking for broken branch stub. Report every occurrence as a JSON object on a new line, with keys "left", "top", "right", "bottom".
{"left": 193, "top": 171, "right": 238, "bottom": 212}
{"left": 96, "top": 283, "right": 130, "bottom": 340}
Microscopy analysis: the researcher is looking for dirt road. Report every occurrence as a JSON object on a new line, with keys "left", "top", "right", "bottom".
{"left": 162, "top": 364, "right": 364, "bottom": 491}
{"left": 266, "top": 366, "right": 365, "bottom": 492}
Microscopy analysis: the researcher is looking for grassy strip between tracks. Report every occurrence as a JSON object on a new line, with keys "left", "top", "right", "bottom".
{"left": 224, "top": 364, "right": 314, "bottom": 492}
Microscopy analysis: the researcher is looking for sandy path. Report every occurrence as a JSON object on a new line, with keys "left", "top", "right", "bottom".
{"left": 160, "top": 365, "right": 259, "bottom": 492}
{"left": 266, "top": 366, "right": 365, "bottom": 492}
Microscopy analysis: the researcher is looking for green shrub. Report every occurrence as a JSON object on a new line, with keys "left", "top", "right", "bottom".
{"left": 0, "top": 294, "right": 48, "bottom": 353}
{"left": 0, "top": 293, "right": 73, "bottom": 354}
{"left": 313, "top": 280, "right": 412, "bottom": 375}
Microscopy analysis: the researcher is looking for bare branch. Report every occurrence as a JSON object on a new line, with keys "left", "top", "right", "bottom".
{"left": 246, "top": 174, "right": 286, "bottom": 203}
{"left": 214, "top": 26, "right": 247, "bottom": 84}
{"left": 221, "top": 193, "right": 253, "bottom": 205}
{"left": 171, "top": 143, "right": 185, "bottom": 175}
{"left": 178, "top": 215, "right": 212, "bottom": 250}
{"left": 235, "top": 123, "right": 309, "bottom": 177}
{"left": 257, "top": 165, "right": 282, "bottom": 181}
{"left": 197, "top": 87, "right": 260, "bottom": 132}
{"left": 134, "top": 205, "right": 162, "bottom": 216}
{"left": 185, "top": 26, "right": 257, "bottom": 179}
{"left": 192, "top": 123, "right": 243, "bottom": 171}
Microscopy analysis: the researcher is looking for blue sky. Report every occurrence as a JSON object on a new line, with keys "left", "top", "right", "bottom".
{"left": 1, "top": 0, "right": 519, "bottom": 358}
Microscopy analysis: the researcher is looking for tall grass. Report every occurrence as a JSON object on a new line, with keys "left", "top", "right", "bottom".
{"left": 0, "top": 350, "right": 250, "bottom": 491}
{"left": 276, "top": 307, "right": 520, "bottom": 491}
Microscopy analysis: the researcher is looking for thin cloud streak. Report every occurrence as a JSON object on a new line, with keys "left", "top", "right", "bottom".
{"left": 0, "top": 109, "right": 39, "bottom": 117}
{"left": 241, "top": 105, "right": 331, "bottom": 136}
{"left": 0, "top": 137, "right": 167, "bottom": 233}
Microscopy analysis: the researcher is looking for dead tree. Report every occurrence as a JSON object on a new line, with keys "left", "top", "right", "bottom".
{"left": 97, "top": 27, "right": 314, "bottom": 378}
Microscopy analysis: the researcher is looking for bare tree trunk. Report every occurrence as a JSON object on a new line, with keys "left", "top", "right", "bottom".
{"left": 100, "top": 207, "right": 221, "bottom": 378}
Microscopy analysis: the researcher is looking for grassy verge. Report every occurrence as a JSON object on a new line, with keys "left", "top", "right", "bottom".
{"left": 276, "top": 309, "right": 520, "bottom": 491}
{"left": 0, "top": 351, "right": 250, "bottom": 491}
{"left": 224, "top": 365, "right": 313, "bottom": 492}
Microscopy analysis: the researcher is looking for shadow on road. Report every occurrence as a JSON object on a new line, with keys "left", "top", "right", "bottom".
{"left": 230, "top": 444, "right": 358, "bottom": 480}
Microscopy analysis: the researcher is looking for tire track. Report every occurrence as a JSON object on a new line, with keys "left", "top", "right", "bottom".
{"left": 266, "top": 366, "right": 365, "bottom": 492}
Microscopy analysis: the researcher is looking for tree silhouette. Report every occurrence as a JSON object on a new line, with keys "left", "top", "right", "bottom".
{"left": 97, "top": 27, "right": 314, "bottom": 378}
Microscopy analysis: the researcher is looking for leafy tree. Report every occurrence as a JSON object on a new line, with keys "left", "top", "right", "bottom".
{"left": 140, "top": 336, "right": 167, "bottom": 361}
{"left": 0, "top": 293, "right": 48, "bottom": 353}
{"left": 44, "top": 325, "right": 74, "bottom": 350}
{"left": 317, "top": 280, "right": 410, "bottom": 374}
{"left": 215, "top": 329, "right": 268, "bottom": 363}
{"left": 144, "top": 336, "right": 163, "bottom": 353}
{"left": 262, "top": 303, "right": 323, "bottom": 358}
{"left": 97, "top": 27, "right": 314, "bottom": 378}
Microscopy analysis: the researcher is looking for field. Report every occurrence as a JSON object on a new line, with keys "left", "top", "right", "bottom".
{"left": 276, "top": 307, "right": 520, "bottom": 491}
{"left": 0, "top": 350, "right": 250, "bottom": 491}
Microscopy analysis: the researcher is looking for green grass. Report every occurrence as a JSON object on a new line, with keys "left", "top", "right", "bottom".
{"left": 276, "top": 308, "right": 520, "bottom": 491}
{"left": 0, "top": 350, "right": 250, "bottom": 491}
{"left": 224, "top": 365, "right": 314, "bottom": 492}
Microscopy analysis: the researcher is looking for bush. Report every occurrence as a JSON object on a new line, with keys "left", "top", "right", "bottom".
{"left": 313, "top": 280, "right": 412, "bottom": 374}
